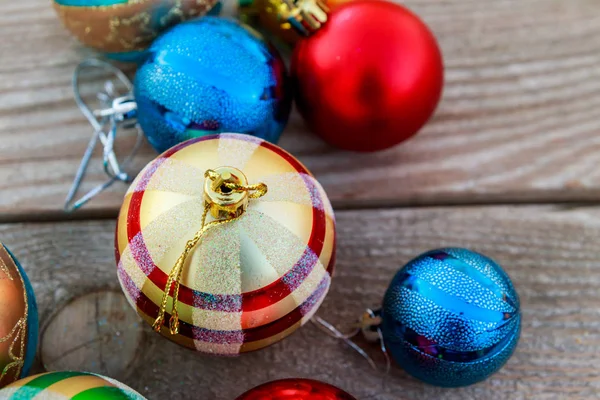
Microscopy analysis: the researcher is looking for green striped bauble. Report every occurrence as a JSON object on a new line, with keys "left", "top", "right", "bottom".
{"left": 0, "top": 371, "right": 146, "bottom": 399}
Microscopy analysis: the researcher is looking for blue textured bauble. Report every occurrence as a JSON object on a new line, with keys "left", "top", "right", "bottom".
{"left": 134, "top": 17, "right": 292, "bottom": 153}
{"left": 381, "top": 248, "right": 521, "bottom": 387}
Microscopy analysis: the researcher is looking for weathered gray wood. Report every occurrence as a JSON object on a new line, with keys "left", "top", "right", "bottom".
{"left": 1, "top": 0, "right": 600, "bottom": 218}
{"left": 40, "top": 290, "right": 144, "bottom": 378}
{"left": 2, "top": 205, "right": 599, "bottom": 399}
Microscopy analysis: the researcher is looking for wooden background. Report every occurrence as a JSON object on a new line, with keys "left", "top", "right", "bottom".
{"left": 1, "top": 0, "right": 599, "bottom": 399}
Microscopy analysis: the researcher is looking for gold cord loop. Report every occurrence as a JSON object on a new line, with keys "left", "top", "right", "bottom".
{"left": 152, "top": 168, "right": 267, "bottom": 335}
{"left": 205, "top": 169, "right": 268, "bottom": 198}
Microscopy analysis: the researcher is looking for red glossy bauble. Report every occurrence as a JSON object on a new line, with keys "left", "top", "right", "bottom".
{"left": 235, "top": 379, "right": 357, "bottom": 400}
{"left": 291, "top": 0, "right": 444, "bottom": 152}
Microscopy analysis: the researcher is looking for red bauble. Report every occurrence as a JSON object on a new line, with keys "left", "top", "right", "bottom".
{"left": 235, "top": 379, "right": 356, "bottom": 400}
{"left": 291, "top": 0, "right": 444, "bottom": 152}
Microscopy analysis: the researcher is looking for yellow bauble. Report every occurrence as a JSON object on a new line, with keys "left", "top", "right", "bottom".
{"left": 115, "top": 134, "right": 336, "bottom": 355}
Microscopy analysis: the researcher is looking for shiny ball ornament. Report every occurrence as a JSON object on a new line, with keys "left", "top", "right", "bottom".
{"left": 381, "top": 248, "right": 521, "bottom": 387}
{"left": 0, "top": 371, "right": 146, "bottom": 399}
{"left": 52, "top": 0, "right": 220, "bottom": 61}
{"left": 290, "top": 0, "right": 443, "bottom": 152}
{"left": 0, "top": 243, "right": 38, "bottom": 389}
{"left": 115, "top": 133, "right": 336, "bottom": 354}
{"left": 236, "top": 379, "right": 356, "bottom": 400}
{"left": 324, "top": 0, "right": 354, "bottom": 10}
{"left": 135, "top": 17, "right": 292, "bottom": 153}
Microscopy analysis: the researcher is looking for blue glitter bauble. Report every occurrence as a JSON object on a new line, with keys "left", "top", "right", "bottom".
{"left": 381, "top": 248, "right": 521, "bottom": 387}
{"left": 134, "top": 17, "right": 292, "bottom": 153}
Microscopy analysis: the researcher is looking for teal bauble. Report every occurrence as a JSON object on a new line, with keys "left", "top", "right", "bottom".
{"left": 381, "top": 248, "right": 521, "bottom": 387}
{"left": 134, "top": 17, "right": 291, "bottom": 153}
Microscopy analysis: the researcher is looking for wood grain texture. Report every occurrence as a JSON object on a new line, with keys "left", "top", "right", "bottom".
{"left": 2, "top": 205, "right": 599, "bottom": 399}
{"left": 1, "top": 0, "right": 600, "bottom": 218}
{"left": 40, "top": 290, "right": 144, "bottom": 378}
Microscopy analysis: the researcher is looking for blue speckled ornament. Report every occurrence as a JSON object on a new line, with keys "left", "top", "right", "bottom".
{"left": 134, "top": 17, "right": 292, "bottom": 153}
{"left": 381, "top": 248, "right": 521, "bottom": 387}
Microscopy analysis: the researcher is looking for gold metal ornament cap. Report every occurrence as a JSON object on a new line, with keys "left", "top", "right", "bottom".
{"left": 256, "top": 0, "right": 329, "bottom": 39}
{"left": 204, "top": 167, "right": 250, "bottom": 219}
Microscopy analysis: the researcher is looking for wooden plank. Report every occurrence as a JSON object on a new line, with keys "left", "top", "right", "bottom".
{"left": 1, "top": 0, "right": 600, "bottom": 218}
{"left": 40, "top": 290, "right": 144, "bottom": 379}
{"left": 1, "top": 205, "right": 599, "bottom": 399}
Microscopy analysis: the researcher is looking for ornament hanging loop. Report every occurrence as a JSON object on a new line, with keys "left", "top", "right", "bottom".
{"left": 153, "top": 168, "right": 268, "bottom": 335}
{"left": 64, "top": 58, "right": 143, "bottom": 212}
{"left": 203, "top": 167, "right": 268, "bottom": 219}
{"left": 93, "top": 94, "right": 137, "bottom": 121}
{"left": 311, "top": 309, "right": 391, "bottom": 374}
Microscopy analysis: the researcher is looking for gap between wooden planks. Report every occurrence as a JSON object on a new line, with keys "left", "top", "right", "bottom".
{"left": 1, "top": 0, "right": 600, "bottom": 218}
{"left": 1, "top": 205, "right": 599, "bottom": 400}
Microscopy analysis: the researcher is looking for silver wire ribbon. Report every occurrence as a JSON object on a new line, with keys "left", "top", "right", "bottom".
{"left": 311, "top": 309, "right": 391, "bottom": 374}
{"left": 64, "top": 59, "right": 143, "bottom": 212}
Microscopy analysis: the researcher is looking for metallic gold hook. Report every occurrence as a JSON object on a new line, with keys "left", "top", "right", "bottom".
{"left": 64, "top": 58, "right": 143, "bottom": 212}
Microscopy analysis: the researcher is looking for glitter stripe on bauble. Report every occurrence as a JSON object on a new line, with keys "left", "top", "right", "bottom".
{"left": 115, "top": 133, "right": 336, "bottom": 354}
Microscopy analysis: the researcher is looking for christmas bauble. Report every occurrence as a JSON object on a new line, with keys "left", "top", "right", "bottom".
{"left": 135, "top": 17, "right": 292, "bottom": 153}
{"left": 291, "top": 0, "right": 443, "bottom": 152}
{"left": 0, "top": 371, "right": 146, "bottom": 399}
{"left": 52, "top": 0, "right": 220, "bottom": 61}
{"left": 325, "top": 0, "right": 353, "bottom": 9}
{"left": 381, "top": 248, "right": 521, "bottom": 387}
{"left": 115, "top": 133, "right": 336, "bottom": 354}
{"left": 236, "top": 379, "right": 356, "bottom": 400}
{"left": 0, "top": 243, "right": 38, "bottom": 389}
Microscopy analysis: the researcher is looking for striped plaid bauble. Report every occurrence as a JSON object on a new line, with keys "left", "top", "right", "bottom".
{"left": 115, "top": 133, "right": 336, "bottom": 355}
